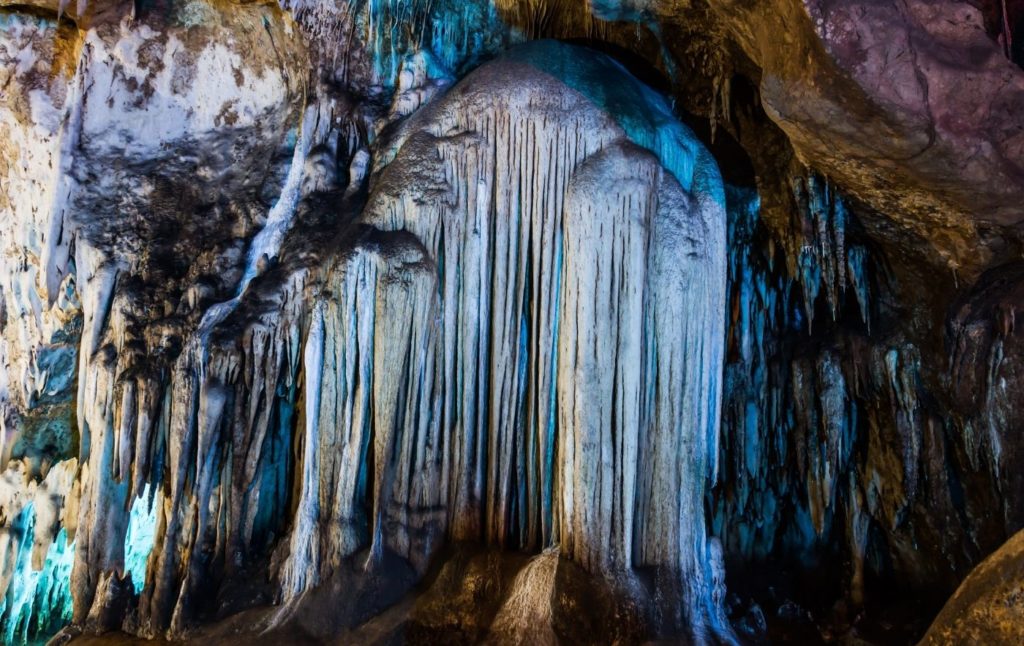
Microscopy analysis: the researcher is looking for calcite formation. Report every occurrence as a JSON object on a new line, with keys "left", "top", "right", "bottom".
{"left": 0, "top": 2, "right": 735, "bottom": 642}
{"left": 1, "top": 0, "right": 1023, "bottom": 644}
{"left": 278, "top": 44, "right": 729, "bottom": 639}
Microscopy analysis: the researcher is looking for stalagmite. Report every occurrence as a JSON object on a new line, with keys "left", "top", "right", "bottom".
{"left": 489, "top": 548, "right": 561, "bottom": 644}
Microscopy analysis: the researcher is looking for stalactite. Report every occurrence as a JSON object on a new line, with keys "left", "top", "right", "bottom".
{"left": 271, "top": 42, "right": 732, "bottom": 641}
{"left": 239, "top": 103, "right": 319, "bottom": 293}
{"left": 3, "top": 1, "right": 1022, "bottom": 644}
{"left": 0, "top": 460, "right": 78, "bottom": 643}
{"left": 281, "top": 0, "right": 511, "bottom": 90}
{"left": 0, "top": 2, "right": 906, "bottom": 641}
{"left": 712, "top": 178, "right": 887, "bottom": 606}
{"left": 790, "top": 173, "right": 862, "bottom": 329}
{"left": 1000, "top": 0, "right": 1014, "bottom": 59}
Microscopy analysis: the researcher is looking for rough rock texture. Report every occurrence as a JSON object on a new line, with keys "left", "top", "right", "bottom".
{"left": 0, "top": 10, "right": 83, "bottom": 641}
{"left": 0, "top": 0, "right": 310, "bottom": 639}
{"left": 0, "top": 7, "right": 81, "bottom": 475}
{"left": 921, "top": 529, "right": 1024, "bottom": 645}
{"left": 656, "top": 0, "right": 1024, "bottom": 275}
{"left": 946, "top": 261, "right": 1024, "bottom": 532}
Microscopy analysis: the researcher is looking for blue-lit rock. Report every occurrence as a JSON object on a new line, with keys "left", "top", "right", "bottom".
{"left": 123, "top": 486, "right": 157, "bottom": 596}
{"left": 0, "top": 460, "right": 77, "bottom": 644}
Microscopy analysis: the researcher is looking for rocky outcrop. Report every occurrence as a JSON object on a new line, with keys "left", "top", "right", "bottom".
{"left": 652, "top": 0, "right": 1024, "bottom": 275}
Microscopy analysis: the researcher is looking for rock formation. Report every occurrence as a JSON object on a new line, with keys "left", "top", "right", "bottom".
{"left": 0, "top": 0, "right": 1022, "bottom": 644}
{"left": 922, "top": 528, "right": 1024, "bottom": 645}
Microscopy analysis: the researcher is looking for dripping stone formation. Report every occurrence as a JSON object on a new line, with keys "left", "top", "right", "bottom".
{"left": 1, "top": 1, "right": 1023, "bottom": 644}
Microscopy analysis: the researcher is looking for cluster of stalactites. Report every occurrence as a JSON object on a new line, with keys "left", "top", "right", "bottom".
{"left": 0, "top": 460, "right": 77, "bottom": 644}
{"left": 279, "top": 0, "right": 509, "bottom": 89}
{"left": 716, "top": 184, "right": 866, "bottom": 557}
{"left": 717, "top": 186, "right": 797, "bottom": 559}
{"left": 275, "top": 48, "right": 731, "bottom": 640}
{"left": 2, "top": 8, "right": 733, "bottom": 639}
{"left": 792, "top": 174, "right": 870, "bottom": 331}
{"left": 716, "top": 174, "right": 937, "bottom": 611}
{"left": 61, "top": 265, "right": 313, "bottom": 638}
